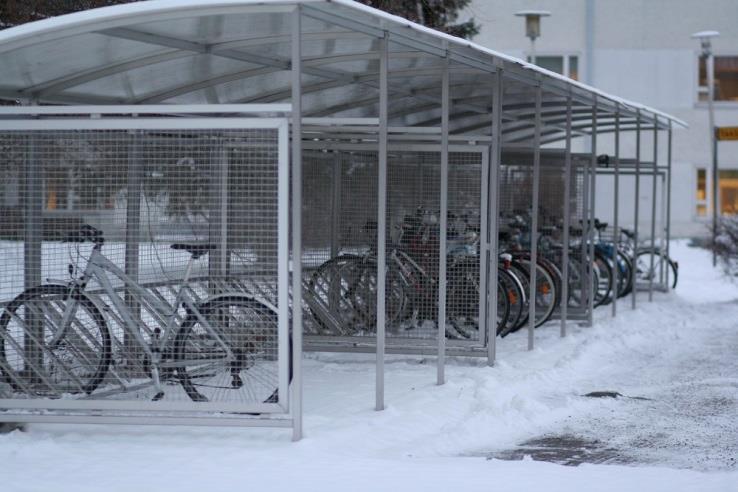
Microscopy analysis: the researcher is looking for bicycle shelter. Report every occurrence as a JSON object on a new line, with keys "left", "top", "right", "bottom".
{"left": 0, "top": 0, "right": 685, "bottom": 439}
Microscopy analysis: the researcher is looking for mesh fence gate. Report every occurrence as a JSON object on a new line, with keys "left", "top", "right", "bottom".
{"left": 302, "top": 143, "right": 488, "bottom": 354}
{"left": 0, "top": 111, "right": 292, "bottom": 426}
{"left": 498, "top": 149, "right": 592, "bottom": 329}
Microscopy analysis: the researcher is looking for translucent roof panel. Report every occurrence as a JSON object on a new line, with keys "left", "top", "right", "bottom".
{"left": 0, "top": 0, "right": 685, "bottom": 137}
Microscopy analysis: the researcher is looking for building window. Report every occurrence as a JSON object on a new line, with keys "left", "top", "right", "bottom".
{"left": 719, "top": 170, "right": 738, "bottom": 214}
{"left": 696, "top": 168, "right": 707, "bottom": 216}
{"left": 698, "top": 56, "right": 738, "bottom": 102}
{"left": 696, "top": 168, "right": 738, "bottom": 217}
{"left": 527, "top": 55, "right": 579, "bottom": 81}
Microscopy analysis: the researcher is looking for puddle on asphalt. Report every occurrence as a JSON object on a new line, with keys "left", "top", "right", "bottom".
{"left": 485, "top": 435, "right": 631, "bottom": 467}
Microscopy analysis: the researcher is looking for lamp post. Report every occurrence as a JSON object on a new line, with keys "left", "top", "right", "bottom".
{"left": 515, "top": 10, "right": 551, "bottom": 65}
{"left": 692, "top": 30, "right": 719, "bottom": 266}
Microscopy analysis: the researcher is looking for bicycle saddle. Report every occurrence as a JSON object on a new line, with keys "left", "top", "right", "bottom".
{"left": 620, "top": 228, "right": 634, "bottom": 239}
{"left": 170, "top": 243, "right": 217, "bottom": 259}
{"left": 595, "top": 221, "right": 608, "bottom": 231}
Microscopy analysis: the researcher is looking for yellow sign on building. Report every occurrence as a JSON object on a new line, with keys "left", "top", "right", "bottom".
{"left": 716, "top": 127, "right": 738, "bottom": 141}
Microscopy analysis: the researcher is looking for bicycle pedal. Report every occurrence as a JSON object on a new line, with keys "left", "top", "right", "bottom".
{"left": 152, "top": 391, "right": 165, "bottom": 401}
{"left": 231, "top": 374, "right": 243, "bottom": 389}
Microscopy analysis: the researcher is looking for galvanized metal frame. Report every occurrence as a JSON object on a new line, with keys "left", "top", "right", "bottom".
{"left": 560, "top": 92, "right": 573, "bottom": 337}
{"left": 612, "top": 106, "right": 621, "bottom": 317}
{"left": 375, "top": 31, "right": 388, "bottom": 411}
{"left": 291, "top": 6, "right": 304, "bottom": 440}
{"left": 437, "top": 48, "right": 450, "bottom": 385}
{"left": 527, "top": 83, "right": 542, "bottom": 351}
{"left": 587, "top": 97, "right": 598, "bottom": 327}
{"left": 632, "top": 110, "right": 641, "bottom": 309}
{"left": 649, "top": 116, "right": 659, "bottom": 301}
{"left": 487, "top": 69, "right": 503, "bottom": 365}
{"left": 666, "top": 120, "right": 673, "bottom": 289}
{"left": 0, "top": 107, "right": 293, "bottom": 425}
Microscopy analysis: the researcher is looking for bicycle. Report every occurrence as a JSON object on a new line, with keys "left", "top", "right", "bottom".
{"left": 0, "top": 225, "right": 281, "bottom": 405}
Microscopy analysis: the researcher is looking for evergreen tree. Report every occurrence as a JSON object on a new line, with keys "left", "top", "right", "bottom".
{"left": 1, "top": 0, "right": 478, "bottom": 38}
{"left": 359, "top": 0, "right": 478, "bottom": 39}
{"left": 0, "top": 1, "right": 129, "bottom": 28}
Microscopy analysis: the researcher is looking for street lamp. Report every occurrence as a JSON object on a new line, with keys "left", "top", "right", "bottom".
{"left": 515, "top": 10, "right": 551, "bottom": 65}
{"left": 691, "top": 30, "right": 719, "bottom": 266}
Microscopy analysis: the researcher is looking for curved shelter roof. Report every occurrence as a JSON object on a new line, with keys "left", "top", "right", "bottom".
{"left": 0, "top": 0, "right": 685, "bottom": 143}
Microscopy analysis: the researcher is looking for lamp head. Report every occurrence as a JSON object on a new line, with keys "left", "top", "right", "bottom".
{"left": 515, "top": 10, "right": 551, "bottom": 42}
{"left": 691, "top": 30, "right": 719, "bottom": 57}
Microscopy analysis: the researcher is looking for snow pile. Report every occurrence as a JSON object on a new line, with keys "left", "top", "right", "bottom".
{"left": 1, "top": 240, "right": 737, "bottom": 492}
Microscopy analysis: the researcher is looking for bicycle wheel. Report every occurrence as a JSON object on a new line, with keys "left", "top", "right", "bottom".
{"left": 346, "top": 257, "right": 410, "bottom": 333}
{"left": 447, "top": 259, "right": 483, "bottom": 339}
{"left": 498, "top": 267, "right": 526, "bottom": 337}
{"left": 635, "top": 249, "right": 678, "bottom": 290}
{"left": 593, "top": 253, "right": 614, "bottom": 307}
{"left": 616, "top": 251, "right": 634, "bottom": 298}
{"left": 175, "top": 295, "right": 281, "bottom": 404}
{"left": 305, "top": 254, "right": 367, "bottom": 335}
{"left": 0, "top": 285, "right": 111, "bottom": 396}
{"left": 515, "top": 258, "right": 557, "bottom": 328}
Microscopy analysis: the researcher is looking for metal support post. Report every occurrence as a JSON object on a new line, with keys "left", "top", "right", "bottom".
{"left": 561, "top": 93, "right": 572, "bottom": 337}
{"left": 376, "top": 32, "right": 389, "bottom": 409}
{"left": 487, "top": 69, "right": 503, "bottom": 365}
{"left": 586, "top": 96, "right": 597, "bottom": 326}
{"left": 125, "top": 132, "right": 143, "bottom": 358}
{"left": 528, "top": 84, "right": 542, "bottom": 350}
{"left": 290, "top": 6, "right": 304, "bottom": 440}
{"left": 648, "top": 116, "right": 658, "bottom": 301}
{"left": 437, "top": 51, "right": 449, "bottom": 385}
{"left": 708, "top": 52, "right": 717, "bottom": 267}
{"left": 712, "top": 133, "right": 718, "bottom": 265}
{"left": 23, "top": 129, "right": 43, "bottom": 377}
{"left": 665, "top": 121, "right": 673, "bottom": 289}
{"left": 659, "top": 171, "right": 667, "bottom": 287}
{"left": 330, "top": 152, "right": 342, "bottom": 259}
{"left": 611, "top": 108, "right": 620, "bottom": 317}
{"left": 632, "top": 111, "right": 641, "bottom": 308}
{"left": 580, "top": 139, "right": 591, "bottom": 321}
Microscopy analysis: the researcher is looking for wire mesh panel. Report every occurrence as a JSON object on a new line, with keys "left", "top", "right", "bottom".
{"left": 302, "top": 149, "right": 378, "bottom": 339}
{"left": 0, "top": 115, "right": 290, "bottom": 422}
{"left": 496, "top": 149, "right": 591, "bottom": 334}
{"left": 302, "top": 145, "right": 485, "bottom": 352}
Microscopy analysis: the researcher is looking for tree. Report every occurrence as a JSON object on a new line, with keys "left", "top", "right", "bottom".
{"left": 1, "top": 0, "right": 479, "bottom": 38}
{"left": 358, "top": 0, "right": 478, "bottom": 38}
{"left": 0, "top": 1, "right": 131, "bottom": 28}
{"left": 713, "top": 216, "right": 738, "bottom": 275}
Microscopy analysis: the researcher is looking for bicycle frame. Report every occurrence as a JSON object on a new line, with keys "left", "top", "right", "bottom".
{"left": 58, "top": 244, "right": 235, "bottom": 365}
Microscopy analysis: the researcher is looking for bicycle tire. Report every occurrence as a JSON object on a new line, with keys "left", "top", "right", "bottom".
{"left": 175, "top": 295, "right": 281, "bottom": 404}
{"left": 445, "top": 258, "right": 510, "bottom": 340}
{"left": 0, "top": 284, "right": 111, "bottom": 396}
{"left": 593, "top": 252, "right": 614, "bottom": 307}
{"left": 635, "top": 249, "right": 678, "bottom": 290}
{"left": 305, "top": 254, "right": 366, "bottom": 335}
{"left": 498, "top": 266, "right": 526, "bottom": 337}
{"left": 513, "top": 258, "right": 557, "bottom": 329}
{"left": 616, "top": 251, "right": 634, "bottom": 298}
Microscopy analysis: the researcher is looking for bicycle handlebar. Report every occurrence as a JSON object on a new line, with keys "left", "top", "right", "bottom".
{"left": 66, "top": 224, "right": 105, "bottom": 245}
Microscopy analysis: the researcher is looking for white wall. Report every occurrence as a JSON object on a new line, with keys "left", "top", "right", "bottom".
{"left": 463, "top": 0, "right": 738, "bottom": 237}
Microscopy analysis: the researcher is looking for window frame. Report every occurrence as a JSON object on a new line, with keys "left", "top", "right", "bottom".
{"left": 695, "top": 166, "right": 709, "bottom": 220}
{"left": 694, "top": 52, "right": 738, "bottom": 107}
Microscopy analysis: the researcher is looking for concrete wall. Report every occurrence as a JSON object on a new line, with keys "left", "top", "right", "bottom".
{"left": 463, "top": 0, "right": 738, "bottom": 237}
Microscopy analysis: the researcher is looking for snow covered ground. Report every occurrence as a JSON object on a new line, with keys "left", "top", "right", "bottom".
{"left": 2, "top": 240, "right": 738, "bottom": 491}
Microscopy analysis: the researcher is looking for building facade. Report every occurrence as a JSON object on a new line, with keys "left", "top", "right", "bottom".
{"left": 464, "top": 0, "right": 738, "bottom": 237}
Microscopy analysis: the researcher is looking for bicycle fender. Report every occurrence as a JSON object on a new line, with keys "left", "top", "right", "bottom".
{"left": 198, "top": 292, "right": 279, "bottom": 316}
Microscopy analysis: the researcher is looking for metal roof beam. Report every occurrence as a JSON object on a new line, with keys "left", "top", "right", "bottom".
{"left": 31, "top": 30, "right": 370, "bottom": 98}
